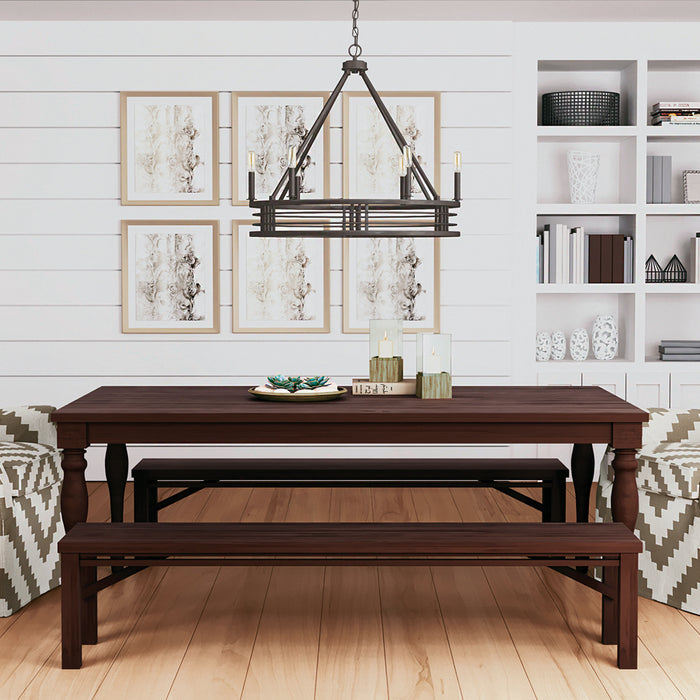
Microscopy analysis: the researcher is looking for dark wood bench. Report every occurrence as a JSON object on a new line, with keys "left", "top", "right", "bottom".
{"left": 132, "top": 458, "right": 568, "bottom": 523}
{"left": 59, "top": 521, "right": 641, "bottom": 670}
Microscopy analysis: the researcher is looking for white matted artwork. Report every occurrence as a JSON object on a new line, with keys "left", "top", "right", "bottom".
{"left": 232, "top": 92, "right": 329, "bottom": 205}
{"left": 343, "top": 237, "right": 440, "bottom": 333}
{"left": 233, "top": 221, "right": 330, "bottom": 333}
{"left": 121, "top": 220, "right": 220, "bottom": 333}
{"left": 343, "top": 92, "right": 440, "bottom": 198}
{"left": 121, "top": 92, "right": 219, "bottom": 205}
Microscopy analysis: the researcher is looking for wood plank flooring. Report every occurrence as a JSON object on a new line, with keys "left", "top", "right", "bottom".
{"left": 2, "top": 482, "right": 699, "bottom": 700}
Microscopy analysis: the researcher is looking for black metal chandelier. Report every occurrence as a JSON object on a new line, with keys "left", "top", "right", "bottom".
{"left": 246, "top": 0, "right": 461, "bottom": 238}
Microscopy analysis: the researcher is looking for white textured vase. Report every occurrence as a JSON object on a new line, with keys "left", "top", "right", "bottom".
{"left": 551, "top": 331, "right": 566, "bottom": 360}
{"left": 536, "top": 332, "right": 552, "bottom": 361}
{"left": 569, "top": 328, "right": 590, "bottom": 362}
{"left": 592, "top": 315, "right": 618, "bottom": 360}
{"left": 567, "top": 150, "right": 600, "bottom": 204}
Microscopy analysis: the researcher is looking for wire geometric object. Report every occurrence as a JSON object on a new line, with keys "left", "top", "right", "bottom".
{"left": 567, "top": 151, "right": 600, "bottom": 204}
{"left": 645, "top": 255, "right": 663, "bottom": 283}
{"left": 246, "top": 0, "right": 460, "bottom": 238}
{"left": 663, "top": 254, "right": 687, "bottom": 283}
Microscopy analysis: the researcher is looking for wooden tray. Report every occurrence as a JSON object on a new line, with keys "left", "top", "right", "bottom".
{"left": 248, "top": 387, "right": 347, "bottom": 402}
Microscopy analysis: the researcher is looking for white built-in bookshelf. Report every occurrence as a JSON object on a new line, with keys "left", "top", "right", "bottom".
{"left": 533, "top": 59, "right": 700, "bottom": 407}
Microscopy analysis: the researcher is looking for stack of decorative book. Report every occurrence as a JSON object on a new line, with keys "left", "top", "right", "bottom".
{"left": 651, "top": 102, "right": 700, "bottom": 126}
{"left": 659, "top": 340, "right": 700, "bottom": 361}
{"left": 646, "top": 156, "right": 672, "bottom": 203}
{"left": 537, "top": 225, "right": 633, "bottom": 284}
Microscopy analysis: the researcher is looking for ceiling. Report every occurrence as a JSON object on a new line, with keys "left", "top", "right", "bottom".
{"left": 2, "top": 0, "right": 700, "bottom": 22}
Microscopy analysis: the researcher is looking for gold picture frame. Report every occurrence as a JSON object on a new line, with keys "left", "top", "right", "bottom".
{"left": 342, "top": 91, "right": 441, "bottom": 198}
{"left": 232, "top": 91, "right": 330, "bottom": 206}
{"left": 120, "top": 91, "right": 219, "bottom": 206}
{"left": 343, "top": 236, "right": 441, "bottom": 334}
{"left": 121, "top": 220, "right": 220, "bottom": 333}
{"left": 232, "top": 220, "right": 331, "bottom": 333}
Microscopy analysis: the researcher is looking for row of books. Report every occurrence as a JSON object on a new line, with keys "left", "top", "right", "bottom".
{"left": 536, "top": 225, "right": 634, "bottom": 284}
{"left": 659, "top": 340, "right": 700, "bottom": 362}
{"left": 651, "top": 101, "right": 700, "bottom": 126}
{"left": 647, "top": 156, "right": 672, "bottom": 203}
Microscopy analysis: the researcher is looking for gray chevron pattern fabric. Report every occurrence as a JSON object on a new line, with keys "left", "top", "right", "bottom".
{"left": 0, "top": 406, "right": 64, "bottom": 617}
{"left": 596, "top": 407, "right": 700, "bottom": 615}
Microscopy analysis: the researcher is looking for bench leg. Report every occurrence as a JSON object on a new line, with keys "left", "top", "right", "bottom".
{"left": 81, "top": 565, "right": 98, "bottom": 645}
{"left": 601, "top": 564, "right": 618, "bottom": 645}
{"left": 571, "top": 443, "right": 594, "bottom": 523}
{"left": 148, "top": 483, "right": 158, "bottom": 523}
{"left": 133, "top": 472, "right": 148, "bottom": 522}
{"left": 61, "top": 554, "right": 82, "bottom": 669}
{"left": 552, "top": 472, "right": 566, "bottom": 522}
{"left": 617, "top": 552, "right": 638, "bottom": 669}
{"left": 541, "top": 483, "right": 552, "bottom": 523}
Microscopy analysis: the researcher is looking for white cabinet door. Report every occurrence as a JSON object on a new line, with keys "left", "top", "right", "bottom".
{"left": 671, "top": 373, "right": 700, "bottom": 408}
{"left": 627, "top": 372, "right": 670, "bottom": 409}
{"left": 582, "top": 371, "right": 626, "bottom": 399}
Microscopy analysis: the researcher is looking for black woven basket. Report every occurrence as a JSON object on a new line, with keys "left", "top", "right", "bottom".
{"left": 542, "top": 91, "right": 620, "bottom": 126}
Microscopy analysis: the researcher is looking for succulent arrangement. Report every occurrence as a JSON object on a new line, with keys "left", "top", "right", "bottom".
{"left": 266, "top": 375, "right": 332, "bottom": 392}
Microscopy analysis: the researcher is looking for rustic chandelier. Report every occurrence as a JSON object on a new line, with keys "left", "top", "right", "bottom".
{"left": 247, "top": 0, "right": 461, "bottom": 238}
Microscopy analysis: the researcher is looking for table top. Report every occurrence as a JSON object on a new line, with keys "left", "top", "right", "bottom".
{"left": 51, "top": 385, "right": 648, "bottom": 424}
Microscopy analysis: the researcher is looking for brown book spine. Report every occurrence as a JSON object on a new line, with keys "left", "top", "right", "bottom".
{"left": 600, "top": 233, "right": 612, "bottom": 284}
{"left": 611, "top": 234, "right": 625, "bottom": 283}
{"left": 589, "top": 235, "right": 602, "bottom": 283}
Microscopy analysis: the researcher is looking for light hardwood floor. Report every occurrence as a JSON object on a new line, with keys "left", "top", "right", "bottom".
{"left": 2, "top": 482, "right": 699, "bottom": 699}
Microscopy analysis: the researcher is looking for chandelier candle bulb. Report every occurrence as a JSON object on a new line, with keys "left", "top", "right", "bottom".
{"left": 453, "top": 151, "right": 461, "bottom": 172}
{"left": 399, "top": 155, "right": 409, "bottom": 199}
{"left": 368, "top": 319, "right": 403, "bottom": 383}
{"left": 288, "top": 146, "right": 299, "bottom": 199}
{"left": 453, "top": 152, "right": 462, "bottom": 200}
{"left": 403, "top": 146, "right": 413, "bottom": 199}
{"left": 247, "top": 151, "right": 256, "bottom": 202}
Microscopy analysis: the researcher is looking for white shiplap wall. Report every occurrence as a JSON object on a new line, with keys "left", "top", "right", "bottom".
{"left": 0, "top": 21, "right": 516, "bottom": 478}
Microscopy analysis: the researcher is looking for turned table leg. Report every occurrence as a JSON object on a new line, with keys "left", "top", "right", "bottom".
{"left": 60, "top": 448, "right": 89, "bottom": 531}
{"left": 571, "top": 443, "right": 594, "bottom": 523}
{"left": 611, "top": 447, "right": 639, "bottom": 532}
{"left": 105, "top": 443, "right": 128, "bottom": 523}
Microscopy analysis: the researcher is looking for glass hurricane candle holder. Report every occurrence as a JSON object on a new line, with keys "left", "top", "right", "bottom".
{"left": 416, "top": 333, "right": 452, "bottom": 399}
{"left": 369, "top": 319, "right": 404, "bottom": 383}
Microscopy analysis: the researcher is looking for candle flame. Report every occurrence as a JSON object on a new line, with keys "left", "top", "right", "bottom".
{"left": 383, "top": 332, "right": 388, "bottom": 341}
{"left": 431, "top": 347, "right": 436, "bottom": 355}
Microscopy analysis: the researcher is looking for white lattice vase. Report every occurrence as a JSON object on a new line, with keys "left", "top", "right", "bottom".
{"left": 592, "top": 315, "right": 618, "bottom": 360}
{"left": 551, "top": 331, "right": 566, "bottom": 360}
{"left": 536, "top": 332, "right": 552, "bottom": 361}
{"left": 567, "top": 151, "right": 600, "bottom": 204}
{"left": 569, "top": 328, "right": 590, "bottom": 362}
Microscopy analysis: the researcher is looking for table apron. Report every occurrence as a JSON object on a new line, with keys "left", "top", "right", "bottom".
{"left": 81, "top": 421, "right": 618, "bottom": 446}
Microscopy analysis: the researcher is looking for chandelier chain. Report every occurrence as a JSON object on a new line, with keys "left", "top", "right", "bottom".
{"left": 348, "top": 0, "right": 362, "bottom": 57}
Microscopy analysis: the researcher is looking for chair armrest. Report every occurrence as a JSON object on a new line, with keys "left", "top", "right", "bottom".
{"left": 643, "top": 407, "right": 700, "bottom": 449}
{"left": 0, "top": 406, "right": 57, "bottom": 447}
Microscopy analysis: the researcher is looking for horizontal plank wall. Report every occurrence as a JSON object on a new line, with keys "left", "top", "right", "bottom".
{"left": 0, "top": 21, "right": 514, "bottom": 479}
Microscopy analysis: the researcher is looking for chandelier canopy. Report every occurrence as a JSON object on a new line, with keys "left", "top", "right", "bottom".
{"left": 247, "top": 0, "right": 461, "bottom": 238}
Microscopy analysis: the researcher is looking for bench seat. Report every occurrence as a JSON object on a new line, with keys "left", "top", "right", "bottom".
{"left": 59, "top": 521, "right": 641, "bottom": 670}
{"left": 132, "top": 457, "right": 569, "bottom": 523}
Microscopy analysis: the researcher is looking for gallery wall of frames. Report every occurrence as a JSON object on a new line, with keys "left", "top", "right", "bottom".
{"left": 0, "top": 20, "right": 511, "bottom": 477}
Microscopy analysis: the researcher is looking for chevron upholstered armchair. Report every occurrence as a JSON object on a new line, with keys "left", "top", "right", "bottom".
{"left": 0, "top": 406, "right": 64, "bottom": 616}
{"left": 597, "top": 407, "right": 700, "bottom": 615}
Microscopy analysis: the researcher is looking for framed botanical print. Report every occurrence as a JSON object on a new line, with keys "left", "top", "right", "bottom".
{"left": 120, "top": 92, "right": 219, "bottom": 205}
{"left": 121, "top": 220, "right": 220, "bottom": 333}
{"left": 343, "top": 236, "right": 440, "bottom": 333}
{"left": 342, "top": 91, "right": 440, "bottom": 198}
{"left": 232, "top": 92, "right": 330, "bottom": 205}
{"left": 233, "top": 220, "right": 330, "bottom": 333}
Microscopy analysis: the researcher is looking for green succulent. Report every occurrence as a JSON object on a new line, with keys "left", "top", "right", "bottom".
{"left": 266, "top": 375, "right": 331, "bottom": 393}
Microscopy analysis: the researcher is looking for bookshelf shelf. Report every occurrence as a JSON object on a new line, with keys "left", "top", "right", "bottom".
{"left": 533, "top": 58, "right": 700, "bottom": 388}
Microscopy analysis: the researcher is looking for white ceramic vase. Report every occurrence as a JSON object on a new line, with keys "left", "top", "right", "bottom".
{"left": 592, "top": 315, "right": 618, "bottom": 360}
{"left": 536, "top": 332, "right": 552, "bottom": 361}
{"left": 551, "top": 331, "right": 566, "bottom": 360}
{"left": 569, "top": 328, "right": 590, "bottom": 362}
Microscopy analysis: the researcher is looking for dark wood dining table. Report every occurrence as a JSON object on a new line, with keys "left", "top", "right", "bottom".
{"left": 51, "top": 385, "right": 648, "bottom": 533}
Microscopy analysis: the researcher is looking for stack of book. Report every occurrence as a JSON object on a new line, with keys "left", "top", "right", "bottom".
{"left": 651, "top": 102, "right": 700, "bottom": 126}
{"left": 537, "top": 225, "right": 634, "bottom": 284}
{"left": 659, "top": 340, "right": 700, "bottom": 361}
{"left": 647, "top": 156, "right": 672, "bottom": 203}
